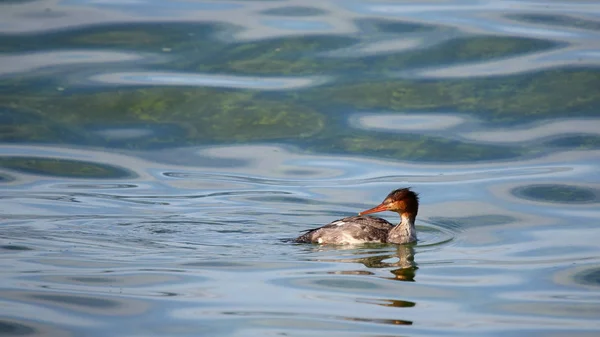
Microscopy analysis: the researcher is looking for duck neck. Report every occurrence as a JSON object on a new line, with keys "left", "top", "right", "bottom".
{"left": 387, "top": 213, "right": 417, "bottom": 244}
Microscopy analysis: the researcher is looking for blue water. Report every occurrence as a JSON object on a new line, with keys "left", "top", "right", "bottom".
{"left": 1, "top": 0, "right": 600, "bottom": 336}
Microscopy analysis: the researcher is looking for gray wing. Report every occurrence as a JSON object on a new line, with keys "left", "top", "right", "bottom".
{"left": 295, "top": 216, "right": 393, "bottom": 244}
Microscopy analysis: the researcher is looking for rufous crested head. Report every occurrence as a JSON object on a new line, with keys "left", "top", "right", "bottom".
{"left": 359, "top": 187, "right": 419, "bottom": 216}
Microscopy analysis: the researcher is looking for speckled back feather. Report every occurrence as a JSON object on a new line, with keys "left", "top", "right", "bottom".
{"left": 295, "top": 216, "right": 394, "bottom": 244}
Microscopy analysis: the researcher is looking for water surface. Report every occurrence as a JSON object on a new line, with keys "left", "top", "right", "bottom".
{"left": 1, "top": 0, "right": 600, "bottom": 336}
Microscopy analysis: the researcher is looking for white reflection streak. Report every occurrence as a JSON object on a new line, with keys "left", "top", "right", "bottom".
{"left": 369, "top": 1, "right": 600, "bottom": 15}
{"left": 353, "top": 114, "right": 600, "bottom": 145}
{"left": 1, "top": 0, "right": 599, "bottom": 45}
{"left": 464, "top": 119, "right": 600, "bottom": 143}
{"left": 0, "top": 51, "right": 142, "bottom": 76}
{"left": 352, "top": 113, "right": 466, "bottom": 132}
{"left": 362, "top": 2, "right": 600, "bottom": 44}
{"left": 0, "top": 0, "right": 358, "bottom": 39}
{"left": 411, "top": 48, "right": 600, "bottom": 79}
{"left": 90, "top": 71, "right": 329, "bottom": 90}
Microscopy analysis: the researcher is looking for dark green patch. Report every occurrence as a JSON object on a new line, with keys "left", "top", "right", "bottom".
{"left": 202, "top": 35, "right": 359, "bottom": 75}
{"left": 574, "top": 267, "right": 600, "bottom": 287}
{"left": 31, "top": 293, "right": 118, "bottom": 308}
{"left": 508, "top": 14, "right": 600, "bottom": 31}
{"left": 260, "top": 6, "right": 327, "bottom": 16}
{"left": 69, "top": 277, "right": 113, "bottom": 283}
{"left": 307, "top": 132, "right": 525, "bottom": 162}
{"left": 513, "top": 184, "right": 598, "bottom": 204}
{"left": 0, "top": 108, "right": 96, "bottom": 145}
{"left": 356, "top": 18, "right": 433, "bottom": 34}
{"left": 2, "top": 88, "right": 325, "bottom": 148}
{"left": 0, "top": 245, "right": 33, "bottom": 251}
{"left": 0, "top": 157, "right": 132, "bottom": 179}
{"left": 363, "top": 35, "right": 556, "bottom": 73}
{"left": 0, "top": 320, "right": 36, "bottom": 336}
{"left": 0, "top": 23, "right": 219, "bottom": 53}
{"left": 548, "top": 135, "right": 600, "bottom": 150}
{"left": 311, "top": 69, "right": 600, "bottom": 123}
{"left": 0, "top": 172, "right": 14, "bottom": 183}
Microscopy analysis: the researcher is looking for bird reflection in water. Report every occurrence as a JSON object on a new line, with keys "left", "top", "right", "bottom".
{"left": 354, "top": 244, "right": 417, "bottom": 282}
{"left": 302, "top": 244, "right": 417, "bottom": 326}
{"left": 319, "top": 244, "right": 418, "bottom": 281}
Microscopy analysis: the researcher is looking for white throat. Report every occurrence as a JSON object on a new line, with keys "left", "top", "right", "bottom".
{"left": 387, "top": 214, "right": 417, "bottom": 244}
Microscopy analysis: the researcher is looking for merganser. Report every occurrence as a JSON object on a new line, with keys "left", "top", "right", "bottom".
{"left": 295, "top": 188, "right": 418, "bottom": 245}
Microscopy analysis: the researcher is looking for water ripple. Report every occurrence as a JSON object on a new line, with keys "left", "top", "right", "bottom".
{"left": 89, "top": 71, "right": 329, "bottom": 90}
{"left": 410, "top": 48, "right": 600, "bottom": 79}
{"left": 0, "top": 51, "right": 145, "bottom": 76}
